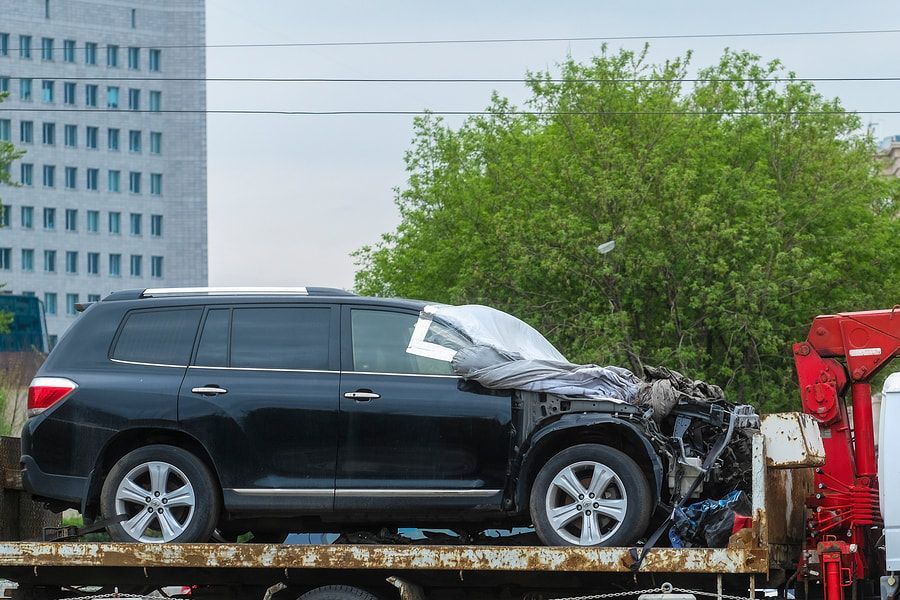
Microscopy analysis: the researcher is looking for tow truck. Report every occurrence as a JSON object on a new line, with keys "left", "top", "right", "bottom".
{"left": 0, "top": 308, "right": 894, "bottom": 600}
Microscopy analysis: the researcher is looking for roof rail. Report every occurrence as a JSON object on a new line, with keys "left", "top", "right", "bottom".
{"left": 141, "top": 287, "right": 310, "bottom": 297}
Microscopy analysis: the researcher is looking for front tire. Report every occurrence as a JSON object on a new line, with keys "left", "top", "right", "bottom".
{"left": 530, "top": 443, "right": 652, "bottom": 547}
{"left": 100, "top": 445, "right": 219, "bottom": 543}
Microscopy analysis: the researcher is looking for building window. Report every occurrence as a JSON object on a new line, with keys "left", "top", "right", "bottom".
{"left": 19, "top": 35, "right": 31, "bottom": 59}
{"left": 130, "top": 213, "right": 142, "bottom": 235}
{"left": 21, "top": 249, "right": 34, "bottom": 272}
{"left": 63, "top": 81, "right": 76, "bottom": 105}
{"left": 87, "top": 294, "right": 100, "bottom": 303}
{"left": 45, "top": 0, "right": 50, "bottom": 19}
{"left": 108, "top": 169, "right": 120, "bottom": 192}
{"left": 106, "top": 45, "right": 118, "bottom": 68}
{"left": 85, "top": 42, "right": 97, "bottom": 65}
{"left": 150, "top": 173, "right": 162, "bottom": 196}
{"left": 20, "top": 163, "right": 33, "bottom": 186}
{"left": 128, "top": 130, "right": 141, "bottom": 152}
{"left": 0, "top": 248, "right": 10, "bottom": 271}
{"left": 43, "top": 250, "right": 56, "bottom": 273}
{"left": 151, "top": 256, "right": 163, "bottom": 278}
{"left": 0, "top": 205, "right": 9, "bottom": 227}
{"left": 131, "top": 8, "right": 137, "bottom": 28}
{"left": 0, "top": 119, "right": 9, "bottom": 142}
{"left": 42, "top": 122, "right": 55, "bottom": 145}
{"left": 21, "top": 206, "right": 33, "bottom": 229}
{"left": 150, "top": 214, "right": 163, "bottom": 237}
{"left": 43, "top": 207, "right": 55, "bottom": 230}
{"left": 0, "top": 33, "right": 8, "bottom": 56}
{"left": 129, "top": 171, "right": 141, "bottom": 194}
{"left": 108, "top": 212, "right": 121, "bottom": 234}
{"left": 64, "top": 124, "right": 77, "bottom": 147}
{"left": 149, "top": 91, "right": 161, "bottom": 112}
{"left": 130, "top": 255, "right": 142, "bottom": 277}
{"left": 20, "top": 121, "right": 33, "bottom": 144}
{"left": 128, "top": 47, "right": 139, "bottom": 69}
{"left": 65, "top": 251, "right": 78, "bottom": 273}
{"left": 0, "top": 77, "right": 7, "bottom": 93}
{"left": 41, "top": 37, "right": 53, "bottom": 61}
{"left": 64, "top": 166, "right": 76, "bottom": 189}
{"left": 86, "top": 168, "right": 99, "bottom": 190}
{"left": 19, "top": 78, "right": 32, "bottom": 101}
{"left": 65, "top": 209, "right": 77, "bottom": 231}
{"left": 109, "top": 253, "right": 121, "bottom": 276}
{"left": 128, "top": 88, "right": 140, "bottom": 111}
{"left": 66, "top": 294, "right": 79, "bottom": 316}
{"left": 85, "top": 84, "right": 98, "bottom": 107}
{"left": 108, "top": 128, "right": 119, "bottom": 150}
{"left": 87, "top": 252, "right": 99, "bottom": 274}
{"left": 63, "top": 39, "right": 75, "bottom": 62}
{"left": 44, "top": 293, "right": 57, "bottom": 315}
{"left": 86, "top": 210, "right": 99, "bottom": 233}
{"left": 149, "top": 49, "right": 160, "bottom": 72}
{"left": 41, "top": 80, "right": 54, "bottom": 103}
{"left": 86, "top": 126, "right": 98, "bottom": 148}
{"left": 42, "top": 165, "right": 55, "bottom": 188}
{"left": 107, "top": 86, "right": 119, "bottom": 108}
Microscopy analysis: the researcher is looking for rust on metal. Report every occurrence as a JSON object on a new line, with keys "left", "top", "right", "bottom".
{"left": 0, "top": 542, "right": 769, "bottom": 574}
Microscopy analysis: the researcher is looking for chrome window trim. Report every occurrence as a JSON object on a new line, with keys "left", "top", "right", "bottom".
{"left": 342, "top": 370, "right": 460, "bottom": 379}
{"left": 228, "top": 488, "right": 500, "bottom": 498}
{"left": 110, "top": 357, "right": 186, "bottom": 369}
{"left": 189, "top": 365, "right": 339, "bottom": 375}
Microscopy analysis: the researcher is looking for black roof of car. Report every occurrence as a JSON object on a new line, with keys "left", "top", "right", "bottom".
{"left": 97, "top": 288, "right": 430, "bottom": 311}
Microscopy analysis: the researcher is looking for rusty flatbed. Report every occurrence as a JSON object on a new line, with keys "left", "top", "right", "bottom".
{"left": 0, "top": 542, "right": 768, "bottom": 574}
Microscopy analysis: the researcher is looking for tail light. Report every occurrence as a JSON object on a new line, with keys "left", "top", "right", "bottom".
{"left": 27, "top": 377, "right": 78, "bottom": 417}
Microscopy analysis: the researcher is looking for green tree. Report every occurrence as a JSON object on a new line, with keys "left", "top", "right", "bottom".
{"left": 0, "top": 89, "right": 25, "bottom": 334}
{"left": 354, "top": 47, "right": 900, "bottom": 412}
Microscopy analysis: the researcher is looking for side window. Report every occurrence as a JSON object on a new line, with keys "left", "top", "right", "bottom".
{"left": 350, "top": 309, "right": 453, "bottom": 375}
{"left": 113, "top": 309, "right": 201, "bottom": 365}
{"left": 230, "top": 307, "right": 330, "bottom": 370}
{"left": 195, "top": 308, "right": 230, "bottom": 367}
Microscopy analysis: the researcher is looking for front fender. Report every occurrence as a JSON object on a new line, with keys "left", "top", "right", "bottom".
{"left": 513, "top": 413, "right": 664, "bottom": 511}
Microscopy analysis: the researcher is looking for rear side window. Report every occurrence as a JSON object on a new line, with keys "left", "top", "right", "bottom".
{"left": 113, "top": 308, "right": 201, "bottom": 365}
{"left": 229, "top": 307, "right": 330, "bottom": 370}
{"left": 195, "top": 308, "right": 230, "bottom": 367}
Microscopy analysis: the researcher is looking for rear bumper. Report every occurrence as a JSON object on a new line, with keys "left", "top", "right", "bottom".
{"left": 21, "top": 454, "right": 86, "bottom": 507}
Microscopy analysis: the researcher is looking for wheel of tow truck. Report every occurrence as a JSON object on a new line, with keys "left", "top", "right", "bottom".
{"left": 100, "top": 445, "right": 219, "bottom": 543}
{"left": 530, "top": 443, "right": 652, "bottom": 547}
{"left": 298, "top": 585, "right": 379, "bottom": 600}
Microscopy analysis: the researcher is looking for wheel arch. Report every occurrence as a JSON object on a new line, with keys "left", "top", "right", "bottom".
{"left": 514, "top": 414, "right": 663, "bottom": 512}
{"left": 83, "top": 427, "right": 222, "bottom": 519}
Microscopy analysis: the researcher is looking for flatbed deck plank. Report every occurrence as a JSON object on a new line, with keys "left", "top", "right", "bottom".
{"left": 0, "top": 542, "right": 768, "bottom": 574}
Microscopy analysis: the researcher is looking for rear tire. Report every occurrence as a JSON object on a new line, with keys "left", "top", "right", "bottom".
{"left": 100, "top": 445, "right": 219, "bottom": 543}
{"left": 530, "top": 443, "right": 652, "bottom": 547}
{"left": 299, "top": 585, "right": 379, "bottom": 600}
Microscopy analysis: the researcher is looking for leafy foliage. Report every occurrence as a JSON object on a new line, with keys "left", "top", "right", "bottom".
{"left": 355, "top": 48, "right": 900, "bottom": 412}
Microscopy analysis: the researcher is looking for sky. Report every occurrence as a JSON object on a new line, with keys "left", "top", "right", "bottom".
{"left": 205, "top": 0, "right": 900, "bottom": 289}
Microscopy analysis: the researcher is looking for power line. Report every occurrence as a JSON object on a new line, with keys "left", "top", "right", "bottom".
{"left": 2, "top": 108, "right": 898, "bottom": 116}
{"left": 5, "top": 76, "right": 900, "bottom": 84}
{"left": 33, "top": 27, "right": 900, "bottom": 51}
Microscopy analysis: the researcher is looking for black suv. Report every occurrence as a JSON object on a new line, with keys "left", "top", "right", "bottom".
{"left": 23, "top": 287, "right": 683, "bottom": 546}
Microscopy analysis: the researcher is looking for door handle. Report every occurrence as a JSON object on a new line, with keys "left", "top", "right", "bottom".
{"left": 192, "top": 386, "right": 228, "bottom": 396}
{"left": 343, "top": 391, "right": 380, "bottom": 401}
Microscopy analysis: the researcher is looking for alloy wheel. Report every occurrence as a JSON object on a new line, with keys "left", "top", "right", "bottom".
{"left": 544, "top": 460, "right": 628, "bottom": 545}
{"left": 114, "top": 460, "right": 196, "bottom": 543}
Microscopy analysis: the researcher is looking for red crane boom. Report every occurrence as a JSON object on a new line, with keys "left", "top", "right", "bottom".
{"left": 794, "top": 307, "right": 900, "bottom": 599}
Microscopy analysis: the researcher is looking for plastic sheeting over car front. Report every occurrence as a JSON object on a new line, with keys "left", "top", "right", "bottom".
{"left": 406, "top": 304, "right": 641, "bottom": 402}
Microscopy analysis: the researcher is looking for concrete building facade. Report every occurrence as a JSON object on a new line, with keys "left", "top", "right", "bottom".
{"left": 882, "top": 135, "right": 900, "bottom": 178}
{"left": 0, "top": 0, "right": 207, "bottom": 342}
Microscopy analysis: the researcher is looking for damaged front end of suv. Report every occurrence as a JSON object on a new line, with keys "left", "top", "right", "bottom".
{"left": 407, "top": 303, "right": 760, "bottom": 546}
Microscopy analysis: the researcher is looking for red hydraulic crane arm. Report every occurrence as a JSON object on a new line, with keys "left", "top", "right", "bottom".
{"left": 793, "top": 306, "right": 900, "bottom": 598}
